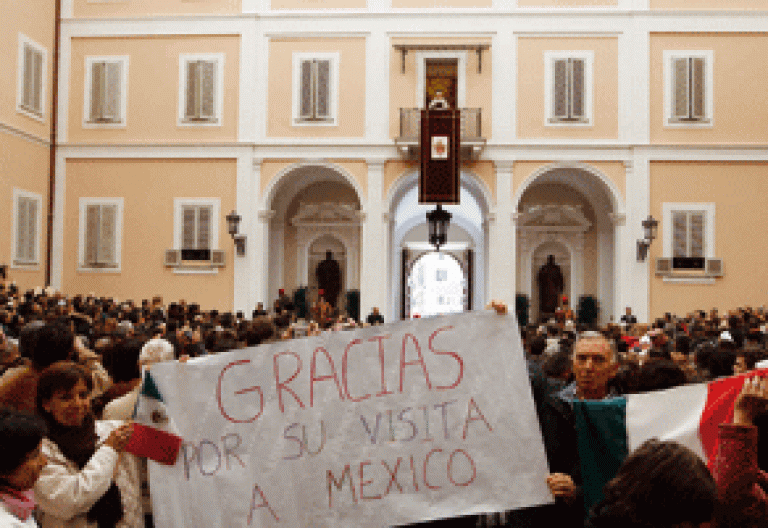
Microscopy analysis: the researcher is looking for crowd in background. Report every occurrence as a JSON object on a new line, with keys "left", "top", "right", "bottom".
{"left": 0, "top": 279, "right": 766, "bottom": 527}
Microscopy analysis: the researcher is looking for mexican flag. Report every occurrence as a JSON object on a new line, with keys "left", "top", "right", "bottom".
{"left": 126, "top": 371, "right": 183, "bottom": 465}
{"left": 572, "top": 369, "right": 768, "bottom": 514}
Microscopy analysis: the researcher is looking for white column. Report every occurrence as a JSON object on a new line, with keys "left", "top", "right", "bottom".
{"left": 621, "top": 157, "right": 651, "bottom": 323}
{"left": 610, "top": 212, "right": 626, "bottom": 324}
{"left": 360, "top": 160, "right": 388, "bottom": 320}
{"left": 255, "top": 208, "right": 274, "bottom": 312}
{"left": 621, "top": 20, "right": 651, "bottom": 144}
{"left": 239, "top": 23, "right": 258, "bottom": 143}
{"left": 366, "top": 31, "right": 390, "bottom": 143}
{"left": 491, "top": 30, "right": 516, "bottom": 143}
{"left": 488, "top": 161, "right": 515, "bottom": 306}
{"left": 233, "top": 154, "right": 253, "bottom": 314}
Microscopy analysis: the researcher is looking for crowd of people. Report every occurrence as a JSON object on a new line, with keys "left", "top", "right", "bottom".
{"left": 0, "top": 279, "right": 765, "bottom": 527}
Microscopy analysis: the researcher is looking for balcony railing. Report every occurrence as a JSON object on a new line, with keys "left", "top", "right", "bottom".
{"left": 396, "top": 108, "right": 486, "bottom": 159}
{"left": 399, "top": 108, "right": 483, "bottom": 140}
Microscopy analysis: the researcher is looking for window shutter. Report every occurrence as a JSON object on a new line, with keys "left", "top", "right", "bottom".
{"left": 689, "top": 212, "right": 705, "bottom": 258}
{"left": 197, "top": 206, "right": 211, "bottom": 250}
{"left": 98, "top": 205, "right": 117, "bottom": 265}
{"left": 570, "top": 58, "right": 585, "bottom": 119}
{"left": 200, "top": 61, "right": 215, "bottom": 120}
{"left": 32, "top": 47, "right": 43, "bottom": 114}
{"left": 553, "top": 59, "right": 568, "bottom": 119}
{"left": 672, "top": 211, "right": 687, "bottom": 258}
{"left": 182, "top": 206, "right": 197, "bottom": 250}
{"left": 185, "top": 61, "right": 199, "bottom": 120}
{"left": 23, "top": 45, "right": 35, "bottom": 111}
{"left": 15, "top": 199, "right": 26, "bottom": 262}
{"left": 315, "top": 59, "right": 331, "bottom": 119}
{"left": 90, "top": 61, "right": 105, "bottom": 120}
{"left": 25, "top": 199, "right": 38, "bottom": 263}
{"left": 85, "top": 205, "right": 100, "bottom": 265}
{"left": 104, "top": 61, "right": 121, "bottom": 121}
{"left": 691, "top": 57, "right": 705, "bottom": 120}
{"left": 300, "top": 60, "right": 313, "bottom": 119}
{"left": 673, "top": 58, "right": 689, "bottom": 120}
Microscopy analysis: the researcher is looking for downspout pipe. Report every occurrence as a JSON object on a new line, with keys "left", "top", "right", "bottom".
{"left": 46, "top": 0, "right": 62, "bottom": 287}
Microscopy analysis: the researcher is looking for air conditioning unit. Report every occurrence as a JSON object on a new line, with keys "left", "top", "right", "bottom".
{"left": 706, "top": 258, "right": 723, "bottom": 277}
{"left": 655, "top": 257, "right": 673, "bottom": 275}
{"left": 164, "top": 249, "right": 181, "bottom": 267}
{"left": 210, "top": 250, "right": 226, "bottom": 267}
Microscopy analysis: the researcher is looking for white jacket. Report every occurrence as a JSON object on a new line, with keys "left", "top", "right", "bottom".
{"left": 34, "top": 421, "right": 142, "bottom": 528}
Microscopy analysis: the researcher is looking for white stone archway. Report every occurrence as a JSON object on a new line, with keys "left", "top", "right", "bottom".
{"left": 386, "top": 169, "right": 492, "bottom": 322}
{"left": 514, "top": 164, "right": 624, "bottom": 324}
{"left": 257, "top": 162, "right": 364, "bottom": 312}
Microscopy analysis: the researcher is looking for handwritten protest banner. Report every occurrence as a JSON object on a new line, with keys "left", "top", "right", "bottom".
{"left": 148, "top": 311, "right": 552, "bottom": 528}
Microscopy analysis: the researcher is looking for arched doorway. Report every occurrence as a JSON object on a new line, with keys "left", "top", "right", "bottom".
{"left": 387, "top": 170, "right": 491, "bottom": 322}
{"left": 406, "top": 251, "right": 467, "bottom": 318}
{"left": 515, "top": 164, "right": 622, "bottom": 325}
{"left": 261, "top": 163, "right": 363, "bottom": 315}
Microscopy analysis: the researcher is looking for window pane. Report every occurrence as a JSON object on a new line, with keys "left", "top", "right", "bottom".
{"left": 690, "top": 213, "right": 705, "bottom": 258}
{"left": 105, "top": 62, "right": 121, "bottom": 121}
{"left": 571, "top": 59, "right": 585, "bottom": 118}
{"left": 672, "top": 211, "right": 688, "bottom": 258}
{"left": 16, "top": 198, "right": 30, "bottom": 262}
{"left": 182, "top": 206, "right": 197, "bottom": 250}
{"left": 197, "top": 206, "right": 211, "bottom": 250}
{"left": 99, "top": 205, "right": 117, "bottom": 264}
{"left": 553, "top": 59, "right": 568, "bottom": 118}
{"left": 185, "top": 61, "right": 199, "bottom": 119}
{"left": 315, "top": 60, "right": 330, "bottom": 118}
{"left": 23, "top": 45, "right": 34, "bottom": 110}
{"left": 200, "top": 61, "right": 215, "bottom": 119}
{"left": 91, "top": 61, "right": 105, "bottom": 120}
{"left": 673, "top": 58, "right": 689, "bottom": 119}
{"left": 26, "top": 199, "right": 37, "bottom": 262}
{"left": 300, "top": 60, "right": 313, "bottom": 118}
{"left": 691, "top": 57, "right": 705, "bottom": 119}
{"left": 85, "top": 205, "right": 100, "bottom": 264}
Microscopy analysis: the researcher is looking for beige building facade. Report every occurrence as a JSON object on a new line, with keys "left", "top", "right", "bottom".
{"left": 2, "top": 0, "right": 768, "bottom": 323}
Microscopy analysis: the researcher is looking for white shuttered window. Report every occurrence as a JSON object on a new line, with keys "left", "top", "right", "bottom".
{"left": 17, "top": 35, "right": 46, "bottom": 118}
{"left": 86, "top": 57, "right": 128, "bottom": 125}
{"left": 662, "top": 203, "right": 716, "bottom": 271}
{"left": 181, "top": 205, "right": 212, "bottom": 251}
{"left": 293, "top": 53, "right": 339, "bottom": 125}
{"left": 173, "top": 199, "right": 220, "bottom": 263}
{"left": 179, "top": 54, "right": 223, "bottom": 125}
{"left": 13, "top": 190, "right": 41, "bottom": 266}
{"left": 672, "top": 211, "right": 705, "bottom": 259}
{"left": 545, "top": 51, "right": 593, "bottom": 126}
{"left": 299, "top": 59, "right": 332, "bottom": 121}
{"left": 79, "top": 198, "right": 123, "bottom": 271}
{"left": 664, "top": 51, "right": 713, "bottom": 126}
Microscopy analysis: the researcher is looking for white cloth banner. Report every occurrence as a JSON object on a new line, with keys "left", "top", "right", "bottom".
{"left": 149, "top": 312, "right": 552, "bottom": 528}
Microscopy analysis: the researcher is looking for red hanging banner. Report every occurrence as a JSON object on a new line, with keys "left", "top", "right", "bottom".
{"left": 419, "top": 108, "right": 461, "bottom": 204}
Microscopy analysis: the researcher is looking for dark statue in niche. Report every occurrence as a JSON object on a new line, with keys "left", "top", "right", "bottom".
{"left": 537, "top": 254, "right": 564, "bottom": 316}
{"left": 316, "top": 250, "right": 342, "bottom": 308}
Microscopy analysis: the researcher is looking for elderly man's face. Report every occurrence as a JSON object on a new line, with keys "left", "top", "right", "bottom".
{"left": 572, "top": 337, "right": 617, "bottom": 398}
